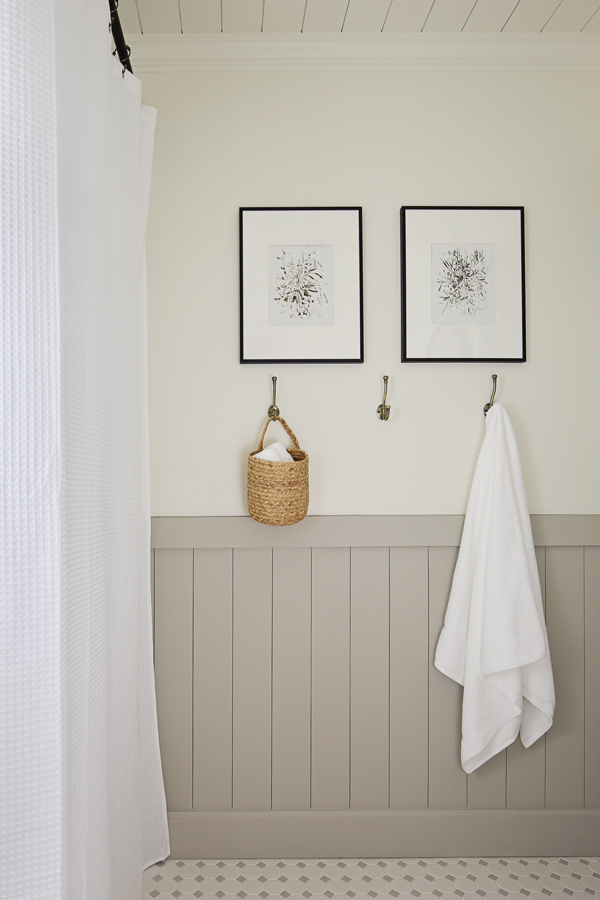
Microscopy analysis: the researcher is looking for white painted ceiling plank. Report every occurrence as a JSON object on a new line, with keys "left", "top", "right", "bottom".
{"left": 303, "top": 0, "right": 349, "bottom": 32}
{"left": 423, "top": 0, "right": 479, "bottom": 32}
{"left": 180, "top": 0, "right": 221, "bottom": 32}
{"left": 583, "top": 6, "right": 600, "bottom": 26}
{"left": 543, "top": 0, "right": 600, "bottom": 31}
{"left": 462, "top": 0, "right": 518, "bottom": 32}
{"left": 263, "top": 0, "right": 306, "bottom": 33}
{"left": 222, "top": 0, "right": 264, "bottom": 32}
{"left": 116, "top": 0, "right": 142, "bottom": 35}
{"left": 383, "top": 0, "right": 434, "bottom": 31}
{"left": 502, "top": 0, "right": 563, "bottom": 31}
{"left": 343, "top": 0, "right": 392, "bottom": 32}
{"left": 137, "top": 0, "right": 181, "bottom": 33}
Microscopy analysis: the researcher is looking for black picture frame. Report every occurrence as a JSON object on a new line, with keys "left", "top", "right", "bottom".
{"left": 240, "top": 207, "right": 364, "bottom": 364}
{"left": 401, "top": 206, "right": 526, "bottom": 363}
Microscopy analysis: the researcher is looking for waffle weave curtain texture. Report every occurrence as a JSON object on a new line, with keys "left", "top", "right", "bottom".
{"left": 0, "top": 2, "right": 169, "bottom": 898}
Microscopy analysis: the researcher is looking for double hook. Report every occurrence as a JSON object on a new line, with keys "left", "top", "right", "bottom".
{"left": 268, "top": 376, "right": 279, "bottom": 419}
{"left": 484, "top": 374, "right": 497, "bottom": 416}
{"left": 377, "top": 376, "right": 391, "bottom": 421}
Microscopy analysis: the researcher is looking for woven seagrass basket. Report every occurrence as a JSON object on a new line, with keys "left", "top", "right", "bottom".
{"left": 247, "top": 416, "right": 309, "bottom": 526}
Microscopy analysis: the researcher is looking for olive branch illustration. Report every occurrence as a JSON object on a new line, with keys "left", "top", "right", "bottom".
{"left": 437, "top": 248, "right": 488, "bottom": 318}
{"left": 274, "top": 249, "right": 329, "bottom": 319}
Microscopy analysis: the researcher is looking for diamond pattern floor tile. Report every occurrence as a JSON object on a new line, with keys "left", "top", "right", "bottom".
{"left": 143, "top": 858, "right": 600, "bottom": 899}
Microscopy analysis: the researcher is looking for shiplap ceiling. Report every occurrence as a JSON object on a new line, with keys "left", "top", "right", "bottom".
{"left": 117, "top": 0, "right": 600, "bottom": 36}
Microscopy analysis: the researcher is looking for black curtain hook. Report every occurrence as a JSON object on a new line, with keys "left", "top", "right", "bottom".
{"left": 108, "top": 0, "right": 133, "bottom": 74}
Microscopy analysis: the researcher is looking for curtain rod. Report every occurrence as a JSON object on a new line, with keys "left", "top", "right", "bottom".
{"left": 109, "top": 0, "right": 133, "bottom": 74}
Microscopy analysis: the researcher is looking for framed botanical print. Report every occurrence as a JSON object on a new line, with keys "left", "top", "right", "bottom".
{"left": 240, "top": 207, "right": 364, "bottom": 364}
{"left": 401, "top": 206, "right": 525, "bottom": 363}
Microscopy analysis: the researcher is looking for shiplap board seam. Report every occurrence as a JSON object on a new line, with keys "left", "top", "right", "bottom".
{"left": 427, "top": 547, "right": 466, "bottom": 809}
{"left": 381, "top": 0, "right": 396, "bottom": 32}
{"left": 270, "top": 546, "right": 274, "bottom": 811}
{"left": 544, "top": 546, "right": 547, "bottom": 809}
{"left": 232, "top": 548, "right": 273, "bottom": 809}
{"left": 542, "top": 0, "right": 564, "bottom": 30}
{"left": 545, "top": 547, "right": 586, "bottom": 809}
{"left": 505, "top": 547, "right": 546, "bottom": 810}
{"left": 461, "top": 1, "right": 474, "bottom": 31}
{"left": 118, "top": 0, "right": 142, "bottom": 34}
{"left": 502, "top": 0, "right": 529, "bottom": 31}
{"left": 193, "top": 549, "right": 234, "bottom": 810}
{"left": 584, "top": 547, "right": 589, "bottom": 806}
{"left": 262, "top": 0, "right": 307, "bottom": 33}
{"left": 309, "top": 546, "right": 313, "bottom": 809}
{"left": 584, "top": 3, "right": 600, "bottom": 28}
{"left": 503, "top": 0, "right": 526, "bottom": 31}
{"left": 302, "top": 0, "right": 349, "bottom": 32}
{"left": 341, "top": 0, "right": 351, "bottom": 32}
{"left": 151, "top": 547, "right": 155, "bottom": 662}
{"left": 154, "top": 548, "right": 194, "bottom": 809}
{"left": 231, "top": 548, "right": 234, "bottom": 809}
{"left": 389, "top": 547, "right": 429, "bottom": 809}
{"left": 350, "top": 547, "right": 391, "bottom": 809}
{"left": 388, "top": 545, "right": 391, "bottom": 809}
{"left": 191, "top": 549, "right": 195, "bottom": 805}
{"left": 272, "top": 548, "right": 312, "bottom": 810}
{"left": 584, "top": 546, "right": 600, "bottom": 807}
{"left": 427, "top": 545, "right": 430, "bottom": 810}
{"left": 421, "top": 0, "right": 436, "bottom": 30}
{"left": 348, "top": 547, "right": 352, "bottom": 809}
{"left": 310, "top": 548, "right": 351, "bottom": 809}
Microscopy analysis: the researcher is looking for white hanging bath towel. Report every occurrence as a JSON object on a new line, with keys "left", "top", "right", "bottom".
{"left": 434, "top": 403, "right": 555, "bottom": 773}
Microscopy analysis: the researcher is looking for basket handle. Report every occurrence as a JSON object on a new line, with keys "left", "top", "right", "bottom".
{"left": 256, "top": 416, "right": 301, "bottom": 453}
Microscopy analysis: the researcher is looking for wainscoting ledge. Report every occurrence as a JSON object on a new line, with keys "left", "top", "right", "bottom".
{"left": 152, "top": 514, "right": 600, "bottom": 549}
{"left": 167, "top": 809, "right": 600, "bottom": 860}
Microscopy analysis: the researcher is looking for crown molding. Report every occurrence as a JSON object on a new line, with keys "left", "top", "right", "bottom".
{"left": 129, "top": 33, "right": 600, "bottom": 73}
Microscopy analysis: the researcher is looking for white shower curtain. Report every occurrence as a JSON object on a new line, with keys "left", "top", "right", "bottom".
{"left": 1, "top": 1, "right": 169, "bottom": 897}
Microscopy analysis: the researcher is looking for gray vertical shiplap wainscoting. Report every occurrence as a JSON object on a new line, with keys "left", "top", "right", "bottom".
{"left": 151, "top": 515, "right": 600, "bottom": 859}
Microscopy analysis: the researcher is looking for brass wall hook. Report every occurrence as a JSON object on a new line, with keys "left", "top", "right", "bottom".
{"left": 377, "top": 376, "right": 391, "bottom": 421}
{"left": 268, "top": 376, "right": 280, "bottom": 419}
{"left": 484, "top": 374, "right": 497, "bottom": 416}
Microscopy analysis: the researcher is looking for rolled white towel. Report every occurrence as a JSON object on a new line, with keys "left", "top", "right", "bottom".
{"left": 253, "top": 440, "right": 294, "bottom": 462}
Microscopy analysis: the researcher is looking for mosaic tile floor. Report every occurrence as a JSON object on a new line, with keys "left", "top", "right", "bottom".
{"left": 143, "top": 857, "right": 600, "bottom": 899}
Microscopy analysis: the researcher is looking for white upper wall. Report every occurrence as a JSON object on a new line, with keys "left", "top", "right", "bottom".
{"left": 141, "top": 53, "right": 600, "bottom": 516}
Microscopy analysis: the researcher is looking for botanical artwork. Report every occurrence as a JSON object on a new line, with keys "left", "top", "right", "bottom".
{"left": 431, "top": 243, "right": 496, "bottom": 325}
{"left": 268, "top": 245, "right": 334, "bottom": 326}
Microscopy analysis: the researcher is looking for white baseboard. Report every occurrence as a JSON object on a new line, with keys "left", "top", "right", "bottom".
{"left": 167, "top": 809, "right": 600, "bottom": 859}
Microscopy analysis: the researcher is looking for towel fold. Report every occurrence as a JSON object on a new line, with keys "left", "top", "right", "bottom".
{"left": 253, "top": 440, "right": 295, "bottom": 462}
{"left": 434, "top": 403, "right": 555, "bottom": 773}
